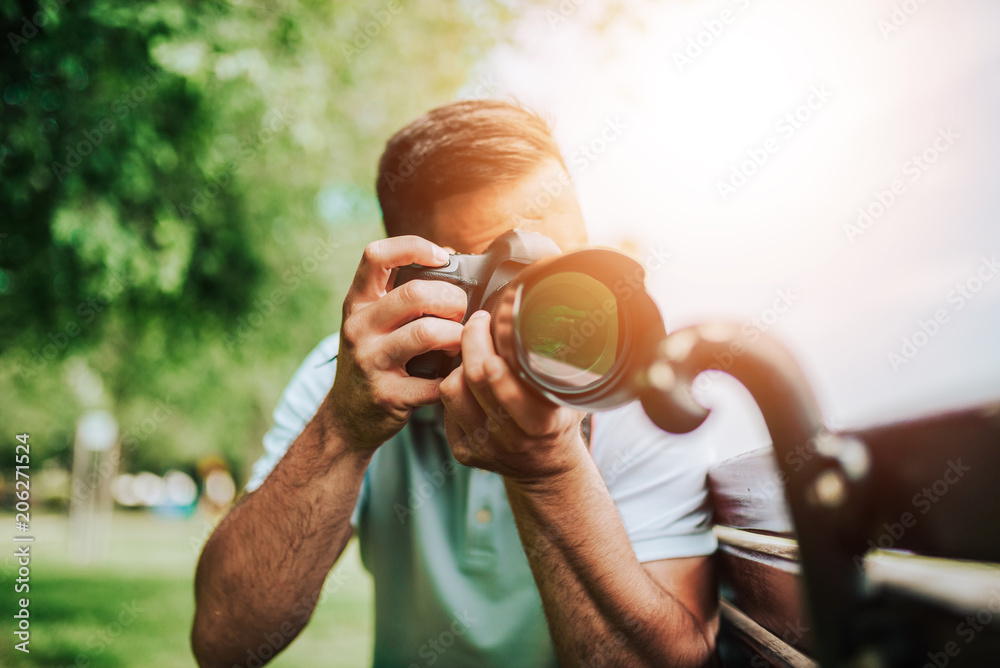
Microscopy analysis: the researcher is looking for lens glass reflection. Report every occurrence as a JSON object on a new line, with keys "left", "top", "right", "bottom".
{"left": 517, "top": 272, "right": 619, "bottom": 389}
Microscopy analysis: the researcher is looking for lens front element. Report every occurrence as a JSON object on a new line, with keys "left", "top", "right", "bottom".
{"left": 517, "top": 272, "right": 620, "bottom": 390}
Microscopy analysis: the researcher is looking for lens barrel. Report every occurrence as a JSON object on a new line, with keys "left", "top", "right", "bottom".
{"left": 492, "top": 249, "right": 667, "bottom": 412}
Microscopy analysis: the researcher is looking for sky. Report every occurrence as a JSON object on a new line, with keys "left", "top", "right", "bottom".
{"left": 461, "top": 0, "right": 1000, "bottom": 460}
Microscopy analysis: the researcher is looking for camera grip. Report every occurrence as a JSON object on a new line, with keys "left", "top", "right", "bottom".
{"left": 405, "top": 352, "right": 443, "bottom": 379}
{"left": 393, "top": 263, "right": 477, "bottom": 379}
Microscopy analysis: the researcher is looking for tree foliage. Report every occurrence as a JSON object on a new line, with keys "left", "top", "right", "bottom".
{"left": 0, "top": 0, "right": 514, "bottom": 477}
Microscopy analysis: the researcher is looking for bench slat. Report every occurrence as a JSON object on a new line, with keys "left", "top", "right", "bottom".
{"left": 865, "top": 550, "right": 1000, "bottom": 620}
{"left": 719, "top": 600, "right": 817, "bottom": 668}
{"left": 715, "top": 526, "right": 812, "bottom": 655}
{"left": 714, "top": 526, "right": 799, "bottom": 561}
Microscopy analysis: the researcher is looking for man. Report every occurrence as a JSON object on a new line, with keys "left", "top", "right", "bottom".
{"left": 192, "top": 100, "right": 719, "bottom": 667}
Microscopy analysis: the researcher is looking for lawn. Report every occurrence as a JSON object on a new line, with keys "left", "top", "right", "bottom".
{"left": 0, "top": 512, "right": 374, "bottom": 667}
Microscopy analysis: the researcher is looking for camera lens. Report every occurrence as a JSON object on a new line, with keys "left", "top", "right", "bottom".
{"left": 516, "top": 272, "right": 620, "bottom": 389}
{"left": 493, "top": 247, "right": 665, "bottom": 412}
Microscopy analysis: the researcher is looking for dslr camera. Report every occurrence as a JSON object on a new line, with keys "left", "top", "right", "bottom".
{"left": 392, "top": 229, "right": 668, "bottom": 412}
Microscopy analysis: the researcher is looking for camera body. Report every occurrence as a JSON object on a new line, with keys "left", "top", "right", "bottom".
{"left": 393, "top": 228, "right": 668, "bottom": 415}
{"left": 392, "top": 229, "right": 561, "bottom": 379}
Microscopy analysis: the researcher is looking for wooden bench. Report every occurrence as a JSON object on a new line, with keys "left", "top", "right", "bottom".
{"left": 709, "top": 404, "right": 1000, "bottom": 667}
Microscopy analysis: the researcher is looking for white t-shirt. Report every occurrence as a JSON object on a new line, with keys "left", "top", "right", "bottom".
{"left": 247, "top": 333, "right": 716, "bottom": 560}
{"left": 247, "top": 333, "right": 717, "bottom": 666}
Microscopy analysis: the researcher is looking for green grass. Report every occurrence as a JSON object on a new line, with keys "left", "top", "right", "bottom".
{"left": 0, "top": 512, "right": 373, "bottom": 667}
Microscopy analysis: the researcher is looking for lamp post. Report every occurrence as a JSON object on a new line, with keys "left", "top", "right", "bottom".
{"left": 69, "top": 410, "right": 119, "bottom": 564}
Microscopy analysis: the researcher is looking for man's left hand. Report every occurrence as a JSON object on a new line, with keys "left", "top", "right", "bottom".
{"left": 439, "top": 310, "right": 588, "bottom": 482}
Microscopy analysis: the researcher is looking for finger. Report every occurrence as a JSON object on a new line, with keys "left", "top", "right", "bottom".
{"left": 372, "top": 317, "right": 464, "bottom": 371}
{"left": 458, "top": 310, "right": 505, "bottom": 406}
{"left": 443, "top": 412, "right": 476, "bottom": 466}
{"left": 461, "top": 311, "right": 559, "bottom": 435}
{"left": 383, "top": 376, "right": 445, "bottom": 407}
{"left": 367, "top": 279, "right": 468, "bottom": 333}
{"left": 440, "top": 366, "right": 489, "bottom": 449}
{"left": 348, "top": 236, "right": 450, "bottom": 307}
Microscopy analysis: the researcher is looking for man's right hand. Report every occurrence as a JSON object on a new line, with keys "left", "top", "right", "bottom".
{"left": 325, "top": 235, "right": 468, "bottom": 451}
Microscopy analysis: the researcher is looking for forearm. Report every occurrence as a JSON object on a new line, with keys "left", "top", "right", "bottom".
{"left": 504, "top": 446, "right": 714, "bottom": 668}
{"left": 192, "top": 397, "right": 371, "bottom": 667}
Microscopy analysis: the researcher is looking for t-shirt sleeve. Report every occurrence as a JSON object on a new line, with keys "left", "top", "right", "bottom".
{"left": 591, "top": 400, "right": 718, "bottom": 562}
{"left": 244, "top": 333, "right": 369, "bottom": 528}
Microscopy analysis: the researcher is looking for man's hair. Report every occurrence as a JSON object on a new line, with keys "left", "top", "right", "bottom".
{"left": 376, "top": 100, "right": 568, "bottom": 238}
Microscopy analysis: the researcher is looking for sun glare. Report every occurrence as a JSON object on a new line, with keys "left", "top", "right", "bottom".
{"left": 487, "top": 0, "right": 1000, "bottom": 445}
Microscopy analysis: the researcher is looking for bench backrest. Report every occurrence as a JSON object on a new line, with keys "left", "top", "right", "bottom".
{"left": 709, "top": 404, "right": 1000, "bottom": 667}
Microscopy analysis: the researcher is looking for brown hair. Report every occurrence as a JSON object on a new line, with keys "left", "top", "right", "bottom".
{"left": 376, "top": 100, "right": 568, "bottom": 237}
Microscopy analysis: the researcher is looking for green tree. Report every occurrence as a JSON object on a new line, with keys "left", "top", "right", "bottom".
{"left": 0, "top": 0, "right": 516, "bottom": 480}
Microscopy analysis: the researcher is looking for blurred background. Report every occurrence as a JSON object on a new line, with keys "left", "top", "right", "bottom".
{"left": 1, "top": 0, "right": 997, "bottom": 666}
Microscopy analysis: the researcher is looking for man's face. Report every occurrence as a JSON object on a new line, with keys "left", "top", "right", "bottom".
{"left": 425, "top": 159, "right": 589, "bottom": 254}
